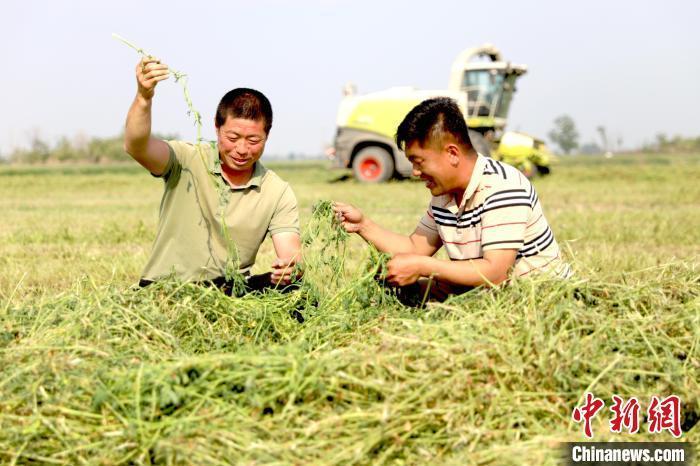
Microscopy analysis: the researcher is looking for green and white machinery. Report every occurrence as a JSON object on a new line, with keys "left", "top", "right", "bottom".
{"left": 329, "top": 44, "right": 553, "bottom": 182}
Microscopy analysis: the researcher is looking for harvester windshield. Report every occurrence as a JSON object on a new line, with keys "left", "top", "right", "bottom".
{"left": 462, "top": 70, "right": 518, "bottom": 121}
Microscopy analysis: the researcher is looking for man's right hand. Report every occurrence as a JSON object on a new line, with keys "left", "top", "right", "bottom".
{"left": 332, "top": 201, "right": 442, "bottom": 257}
{"left": 136, "top": 56, "right": 170, "bottom": 100}
{"left": 333, "top": 202, "right": 365, "bottom": 233}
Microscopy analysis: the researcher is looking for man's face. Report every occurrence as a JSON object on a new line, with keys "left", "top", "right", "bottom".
{"left": 406, "top": 141, "right": 456, "bottom": 196}
{"left": 216, "top": 117, "right": 267, "bottom": 173}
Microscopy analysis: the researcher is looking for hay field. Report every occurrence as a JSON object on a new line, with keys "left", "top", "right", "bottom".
{"left": 0, "top": 154, "right": 698, "bottom": 465}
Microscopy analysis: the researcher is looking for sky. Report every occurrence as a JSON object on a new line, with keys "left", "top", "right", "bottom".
{"left": 1, "top": 0, "right": 699, "bottom": 157}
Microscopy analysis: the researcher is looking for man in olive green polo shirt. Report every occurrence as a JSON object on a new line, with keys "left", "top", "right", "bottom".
{"left": 124, "top": 56, "right": 301, "bottom": 291}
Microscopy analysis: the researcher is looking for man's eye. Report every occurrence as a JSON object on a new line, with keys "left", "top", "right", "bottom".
{"left": 248, "top": 139, "right": 262, "bottom": 144}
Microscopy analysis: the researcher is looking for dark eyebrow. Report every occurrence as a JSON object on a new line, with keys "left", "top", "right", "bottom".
{"left": 224, "top": 130, "right": 263, "bottom": 139}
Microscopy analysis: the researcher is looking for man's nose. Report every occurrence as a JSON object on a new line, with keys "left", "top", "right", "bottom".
{"left": 412, "top": 167, "right": 422, "bottom": 177}
{"left": 235, "top": 140, "right": 248, "bottom": 154}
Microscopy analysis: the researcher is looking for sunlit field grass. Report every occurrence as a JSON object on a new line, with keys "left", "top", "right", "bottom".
{"left": 0, "top": 153, "right": 698, "bottom": 464}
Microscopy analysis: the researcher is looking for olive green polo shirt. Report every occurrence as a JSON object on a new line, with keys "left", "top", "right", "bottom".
{"left": 141, "top": 140, "right": 300, "bottom": 282}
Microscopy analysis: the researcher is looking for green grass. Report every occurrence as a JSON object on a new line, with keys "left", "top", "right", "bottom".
{"left": 0, "top": 153, "right": 698, "bottom": 465}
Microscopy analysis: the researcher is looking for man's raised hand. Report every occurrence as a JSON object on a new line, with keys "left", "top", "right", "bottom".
{"left": 136, "top": 56, "right": 170, "bottom": 100}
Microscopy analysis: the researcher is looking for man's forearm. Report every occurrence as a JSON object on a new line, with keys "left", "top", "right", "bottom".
{"left": 420, "top": 256, "right": 508, "bottom": 287}
{"left": 124, "top": 95, "right": 153, "bottom": 156}
{"left": 358, "top": 219, "right": 417, "bottom": 254}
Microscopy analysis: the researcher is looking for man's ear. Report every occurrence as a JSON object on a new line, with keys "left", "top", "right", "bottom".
{"left": 446, "top": 143, "right": 461, "bottom": 167}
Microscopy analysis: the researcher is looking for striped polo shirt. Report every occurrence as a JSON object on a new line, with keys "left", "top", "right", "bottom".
{"left": 416, "top": 155, "right": 571, "bottom": 278}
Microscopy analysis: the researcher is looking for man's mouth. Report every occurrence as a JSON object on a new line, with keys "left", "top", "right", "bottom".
{"left": 423, "top": 178, "right": 435, "bottom": 189}
{"left": 230, "top": 156, "right": 249, "bottom": 165}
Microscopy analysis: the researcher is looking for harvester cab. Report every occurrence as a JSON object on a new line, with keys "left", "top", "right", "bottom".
{"left": 449, "top": 44, "right": 525, "bottom": 140}
{"left": 329, "top": 44, "right": 553, "bottom": 182}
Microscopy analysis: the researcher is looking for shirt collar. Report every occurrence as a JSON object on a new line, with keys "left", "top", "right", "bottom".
{"left": 458, "top": 153, "right": 487, "bottom": 210}
{"left": 239, "top": 161, "right": 266, "bottom": 189}
{"left": 209, "top": 144, "right": 266, "bottom": 189}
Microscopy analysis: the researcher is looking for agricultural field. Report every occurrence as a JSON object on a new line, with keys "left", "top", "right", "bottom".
{"left": 0, "top": 153, "right": 698, "bottom": 465}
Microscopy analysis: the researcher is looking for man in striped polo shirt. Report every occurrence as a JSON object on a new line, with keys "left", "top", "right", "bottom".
{"left": 333, "top": 97, "right": 570, "bottom": 302}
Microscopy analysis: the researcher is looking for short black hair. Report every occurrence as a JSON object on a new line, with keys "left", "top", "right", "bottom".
{"left": 395, "top": 97, "right": 472, "bottom": 151}
{"left": 215, "top": 88, "right": 273, "bottom": 134}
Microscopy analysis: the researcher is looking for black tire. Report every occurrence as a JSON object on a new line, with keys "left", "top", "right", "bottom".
{"left": 352, "top": 146, "right": 395, "bottom": 183}
{"left": 536, "top": 164, "right": 551, "bottom": 175}
{"left": 468, "top": 130, "right": 492, "bottom": 158}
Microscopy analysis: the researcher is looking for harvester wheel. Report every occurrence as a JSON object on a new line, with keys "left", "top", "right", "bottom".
{"left": 521, "top": 163, "right": 538, "bottom": 178}
{"left": 468, "top": 130, "right": 491, "bottom": 157}
{"left": 352, "top": 146, "right": 395, "bottom": 183}
{"left": 536, "top": 164, "right": 551, "bottom": 175}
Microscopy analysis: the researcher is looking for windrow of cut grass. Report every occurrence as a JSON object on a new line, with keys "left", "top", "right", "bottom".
{"left": 1, "top": 199, "right": 698, "bottom": 464}
{"left": 3, "top": 36, "right": 698, "bottom": 462}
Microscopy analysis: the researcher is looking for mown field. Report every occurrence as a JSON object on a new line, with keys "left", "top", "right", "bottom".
{"left": 0, "top": 153, "right": 698, "bottom": 465}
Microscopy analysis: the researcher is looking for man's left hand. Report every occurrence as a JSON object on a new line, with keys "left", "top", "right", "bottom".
{"left": 270, "top": 257, "right": 300, "bottom": 286}
{"left": 386, "top": 253, "right": 426, "bottom": 286}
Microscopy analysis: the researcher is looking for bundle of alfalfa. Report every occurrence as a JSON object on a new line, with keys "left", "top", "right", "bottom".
{"left": 0, "top": 207, "right": 698, "bottom": 464}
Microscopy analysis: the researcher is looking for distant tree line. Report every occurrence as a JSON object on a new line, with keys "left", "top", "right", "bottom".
{"left": 2, "top": 133, "right": 178, "bottom": 164}
{"left": 641, "top": 133, "right": 700, "bottom": 154}
{"left": 3, "top": 122, "right": 699, "bottom": 164}
{"left": 548, "top": 114, "right": 700, "bottom": 155}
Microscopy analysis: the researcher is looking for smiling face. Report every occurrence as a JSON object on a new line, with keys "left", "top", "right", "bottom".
{"left": 216, "top": 116, "right": 267, "bottom": 175}
{"left": 406, "top": 141, "right": 462, "bottom": 197}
